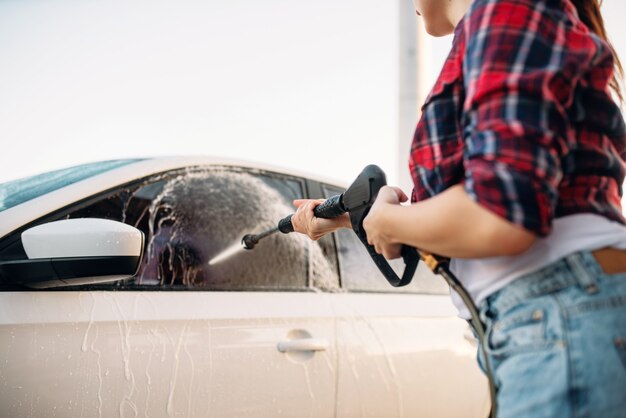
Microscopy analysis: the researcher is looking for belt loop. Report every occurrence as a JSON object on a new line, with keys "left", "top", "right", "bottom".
{"left": 565, "top": 252, "right": 599, "bottom": 294}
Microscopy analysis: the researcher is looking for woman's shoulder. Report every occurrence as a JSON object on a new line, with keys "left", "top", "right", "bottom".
{"left": 460, "top": 0, "right": 604, "bottom": 72}
{"left": 462, "top": 0, "right": 577, "bottom": 32}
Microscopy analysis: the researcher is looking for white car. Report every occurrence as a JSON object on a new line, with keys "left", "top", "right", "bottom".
{"left": 0, "top": 157, "right": 489, "bottom": 417}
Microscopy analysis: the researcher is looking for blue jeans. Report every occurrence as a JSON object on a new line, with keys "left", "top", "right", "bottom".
{"left": 478, "top": 250, "right": 626, "bottom": 418}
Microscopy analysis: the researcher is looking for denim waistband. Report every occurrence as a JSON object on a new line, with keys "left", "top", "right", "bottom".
{"left": 481, "top": 250, "right": 610, "bottom": 316}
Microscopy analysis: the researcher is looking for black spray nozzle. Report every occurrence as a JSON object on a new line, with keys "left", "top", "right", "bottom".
{"left": 241, "top": 226, "right": 280, "bottom": 250}
{"left": 241, "top": 234, "right": 260, "bottom": 250}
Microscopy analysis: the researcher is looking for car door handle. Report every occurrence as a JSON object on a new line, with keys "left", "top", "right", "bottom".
{"left": 277, "top": 338, "right": 329, "bottom": 353}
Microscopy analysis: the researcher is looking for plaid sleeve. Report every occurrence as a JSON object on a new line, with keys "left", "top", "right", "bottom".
{"left": 461, "top": 0, "right": 598, "bottom": 236}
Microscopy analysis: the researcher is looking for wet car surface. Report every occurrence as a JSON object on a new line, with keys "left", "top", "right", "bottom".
{"left": 0, "top": 157, "right": 489, "bottom": 417}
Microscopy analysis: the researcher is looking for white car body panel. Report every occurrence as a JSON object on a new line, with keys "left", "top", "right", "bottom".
{"left": 0, "top": 291, "right": 337, "bottom": 418}
{"left": 0, "top": 290, "right": 488, "bottom": 418}
{"left": 332, "top": 293, "right": 489, "bottom": 417}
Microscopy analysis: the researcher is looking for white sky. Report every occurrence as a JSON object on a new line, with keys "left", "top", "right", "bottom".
{"left": 1, "top": 0, "right": 625, "bottom": 190}
{"left": 0, "top": 0, "right": 398, "bottom": 185}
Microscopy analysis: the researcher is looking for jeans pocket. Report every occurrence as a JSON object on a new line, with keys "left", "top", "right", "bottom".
{"left": 486, "top": 306, "right": 550, "bottom": 358}
{"left": 615, "top": 337, "right": 626, "bottom": 369}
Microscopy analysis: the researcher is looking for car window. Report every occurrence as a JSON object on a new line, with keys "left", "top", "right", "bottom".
{"left": 0, "top": 159, "right": 142, "bottom": 213}
{"left": 322, "top": 185, "right": 449, "bottom": 295}
{"left": 67, "top": 166, "right": 339, "bottom": 291}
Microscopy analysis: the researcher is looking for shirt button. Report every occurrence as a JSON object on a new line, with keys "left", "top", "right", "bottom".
{"left": 532, "top": 310, "right": 543, "bottom": 321}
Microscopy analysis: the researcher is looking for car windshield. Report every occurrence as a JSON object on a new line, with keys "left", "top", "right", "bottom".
{"left": 0, "top": 159, "right": 143, "bottom": 213}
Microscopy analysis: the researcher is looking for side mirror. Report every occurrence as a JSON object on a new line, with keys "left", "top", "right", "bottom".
{"left": 0, "top": 219, "right": 143, "bottom": 289}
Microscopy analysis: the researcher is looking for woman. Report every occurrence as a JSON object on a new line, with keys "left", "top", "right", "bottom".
{"left": 291, "top": 0, "right": 626, "bottom": 416}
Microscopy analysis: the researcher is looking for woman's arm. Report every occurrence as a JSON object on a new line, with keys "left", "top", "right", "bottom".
{"left": 363, "top": 184, "right": 536, "bottom": 260}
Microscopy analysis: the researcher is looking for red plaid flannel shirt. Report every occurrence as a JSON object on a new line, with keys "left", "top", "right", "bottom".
{"left": 409, "top": 0, "right": 626, "bottom": 236}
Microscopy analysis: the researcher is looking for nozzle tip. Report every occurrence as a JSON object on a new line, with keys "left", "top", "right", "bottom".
{"left": 242, "top": 234, "right": 257, "bottom": 250}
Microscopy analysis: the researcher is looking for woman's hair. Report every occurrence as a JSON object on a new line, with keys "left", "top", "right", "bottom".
{"left": 571, "top": 0, "right": 624, "bottom": 101}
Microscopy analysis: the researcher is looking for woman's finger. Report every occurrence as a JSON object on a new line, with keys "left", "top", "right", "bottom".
{"left": 393, "top": 187, "right": 409, "bottom": 203}
{"left": 383, "top": 244, "right": 401, "bottom": 260}
{"left": 293, "top": 198, "right": 327, "bottom": 210}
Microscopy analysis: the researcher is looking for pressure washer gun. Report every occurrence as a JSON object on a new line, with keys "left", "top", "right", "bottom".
{"left": 282, "top": 164, "right": 424, "bottom": 287}
{"left": 241, "top": 164, "right": 451, "bottom": 287}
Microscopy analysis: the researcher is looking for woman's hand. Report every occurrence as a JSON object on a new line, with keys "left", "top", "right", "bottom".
{"left": 362, "top": 186, "right": 409, "bottom": 259}
{"left": 291, "top": 199, "right": 351, "bottom": 241}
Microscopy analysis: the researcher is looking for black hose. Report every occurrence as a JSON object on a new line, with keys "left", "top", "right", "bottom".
{"left": 421, "top": 254, "right": 497, "bottom": 418}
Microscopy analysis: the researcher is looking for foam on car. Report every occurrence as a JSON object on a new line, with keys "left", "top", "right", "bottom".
{"left": 136, "top": 168, "right": 339, "bottom": 291}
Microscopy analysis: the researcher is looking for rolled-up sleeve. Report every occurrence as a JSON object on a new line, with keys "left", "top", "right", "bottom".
{"left": 461, "top": 0, "right": 598, "bottom": 236}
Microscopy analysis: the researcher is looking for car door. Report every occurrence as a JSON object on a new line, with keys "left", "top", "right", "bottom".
{"left": 320, "top": 184, "right": 490, "bottom": 418}
{"left": 0, "top": 166, "right": 338, "bottom": 418}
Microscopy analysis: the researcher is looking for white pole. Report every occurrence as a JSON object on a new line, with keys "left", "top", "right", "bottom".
{"left": 398, "top": 0, "right": 432, "bottom": 194}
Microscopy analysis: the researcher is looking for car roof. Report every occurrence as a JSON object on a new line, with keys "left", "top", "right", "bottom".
{"left": 0, "top": 156, "right": 347, "bottom": 239}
